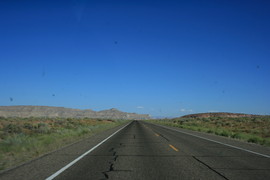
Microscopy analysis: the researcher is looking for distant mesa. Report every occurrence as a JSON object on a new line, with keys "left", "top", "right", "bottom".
{"left": 181, "top": 112, "right": 258, "bottom": 118}
{"left": 0, "top": 106, "right": 150, "bottom": 120}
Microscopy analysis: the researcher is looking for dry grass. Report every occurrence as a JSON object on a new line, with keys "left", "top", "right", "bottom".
{"left": 0, "top": 117, "right": 126, "bottom": 171}
{"left": 149, "top": 116, "right": 270, "bottom": 146}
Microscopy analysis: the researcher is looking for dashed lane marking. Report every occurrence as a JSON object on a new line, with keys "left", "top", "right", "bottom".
{"left": 169, "top": 144, "right": 179, "bottom": 152}
{"left": 151, "top": 123, "right": 270, "bottom": 158}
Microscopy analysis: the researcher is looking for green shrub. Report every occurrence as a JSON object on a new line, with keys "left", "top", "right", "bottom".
{"left": 3, "top": 124, "right": 22, "bottom": 134}
{"left": 0, "top": 134, "right": 29, "bottom": 152}
{"left": 231, "top": 133, "right": 241, "bottom": 139}
{"left": 220, "top": 130, "right": 230, "bottom": 137}
{"left": 35, "top": 123, "right": 51, "bottom": 134}
{"left": 248, "top": 137, "right": 259, "bottom": 143}
{"left": 207, "top": 129, "right": 214, "bottom": 133}
{"left": 23, "top": 123, "right": 35, "bottom": 130}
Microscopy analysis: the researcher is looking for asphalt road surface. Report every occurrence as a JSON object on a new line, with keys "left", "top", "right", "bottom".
{"left": 1, "top": 121, "right": 270, "bottom": 180}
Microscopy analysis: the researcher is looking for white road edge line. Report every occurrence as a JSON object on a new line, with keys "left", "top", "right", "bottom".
{"left": 45, "top": 122, "right": 131, "bottom": 180}
{"left": 149, "top": 122, "right": 270, "bottom": 158}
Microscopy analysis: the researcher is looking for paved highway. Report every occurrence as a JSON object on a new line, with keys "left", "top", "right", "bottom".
{"left": 50, "top": 121, "right": 270, "bottom": 180}
{"left": 1, "top": 121, "right": 270, "bottom": 180}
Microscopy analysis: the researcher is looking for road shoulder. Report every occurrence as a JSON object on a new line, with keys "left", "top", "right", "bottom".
{"left": 0, "top": 122, "right": 130, "bottom": 180}
{"left": 145, "top": 121, "right": 270, "bottom": 157}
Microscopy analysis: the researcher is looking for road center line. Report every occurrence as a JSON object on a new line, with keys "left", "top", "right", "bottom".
{"left": 45, "top": 122, "right": 131, "bottom": 180}
{"left": 150, "top": 123, "right": 270, "bottom": 158}
{"left": 169, "top": 144, "right": 179, "bottom": 152}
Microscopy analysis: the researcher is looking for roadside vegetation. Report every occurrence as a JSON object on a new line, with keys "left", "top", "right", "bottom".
{"left": 0, "top": 117, "right": 127, "bottom": 171}
{"left": 148, "top": 116, "right": 270, "bottom": 146}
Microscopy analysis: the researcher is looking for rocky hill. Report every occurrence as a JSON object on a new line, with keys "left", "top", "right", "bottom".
{"left": 181, "top": 112, "right": 256, "bottom": 118}
{"left": 0, "top": 106, "right": 150, "bottom": 120}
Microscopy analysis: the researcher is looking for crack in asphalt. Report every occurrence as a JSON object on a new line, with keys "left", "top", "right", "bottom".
{"left": 192, "top": 156, "right": 229, "bottom": 180}
{"left": 101, "top": 144, "right": 122, "bottom": 179}
{"left": 158, "top": 133, "right": 170, "bottom": 142}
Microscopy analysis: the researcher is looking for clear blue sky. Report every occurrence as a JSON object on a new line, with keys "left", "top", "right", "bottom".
{"left": 1, "top": 0, "right": 270, "bottom": 117}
